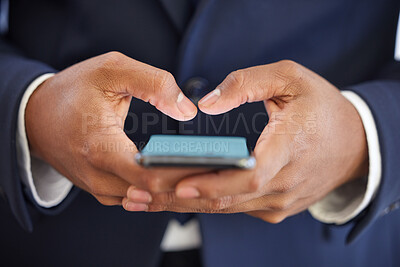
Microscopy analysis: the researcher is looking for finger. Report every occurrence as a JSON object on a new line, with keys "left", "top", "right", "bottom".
{"left": 246, "top": 210, "right": 288, "bottom": 224}
{"left": 126, "top": 186, "right": 254, "bottom": 212}
{"left": 125, "top": 180, "right": 311, "bottom": 215}
{"left": 83, "top": 168, "right": 131, "bottom": 198}
{"left": 142, "top": 167, "right": 213, "bottom": 193}
{"left": 127, "top": 177, "right": 308, "bottom": 214}
{"left": 93, "top": 195, "right": 123, "bottom": 206}
{"left": 122, "top": 197, "right": 149, "bottom": 212}
{"left": 174, "top": 125, "right": 291, "bottom": 199}
{"left": 246, "top": 196, "right": 311, "bottom": 224}
{"left": 126, "top": 188, "right": 153, "bottom": 203}
{"left": 220, "top": 192, "right": 300, "bottom": 214}
{"left": 127, "top": 66, "right": 197, "bottom": 121}
{"left": 84, "top": 129, "right": 144, "bottom": 185}
{"left": 96, "top": 52, "right": 197, "bottom": 121}
{"left": 124, "top": 190, "right": 299, "bottom": 215}
{"left": 124, "top": 194, "right": 236, "bottom": 213}
{"left": 125, "top": 191, "right": 291, "bottom": 214}
{"left": 86, "top": 127, "right": 214, "bottom": 193}
{"left": 198, "top": 60, "right": 304, "bottom": 115}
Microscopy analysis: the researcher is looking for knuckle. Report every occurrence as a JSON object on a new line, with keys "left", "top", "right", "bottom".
{"left": 269, "top": 197, "right": 293, "bottom": 211}
{"left": 273, "top": 60, "right": 304, "bottom": 96}
{"left": 144, "top": 173, "right": 162, "bottom": 192}
{"left": 89, "top": 183, "right": 107, "bottom": 196}
{"left": 271, "top": 181, "right": 295, "bottom": 194}
{"left": 93, "top": 52, "right": 126, "bottom": 87}
{"left": 155, "top": 71, "right": 175, "bottom": 93}
{"left": 248, "top": 174, "right": 264, "bottom": 193}
{"left": 226, "top": 70, "right": 245, "bottom": 89}
{"left": 207, "top": 196, "right": 233, "bottom": 211}
{"left": 100, "top": 51, "right": 125, "bottom": 66}
{"left": 154, "top": 191, "right": 176, "bottom": 204}
{"left": 265, "top": 213, "right": 287, "bottom": 224}
{"left": 95, "top": 195, "right": 119, "bottom": 206}
{"left": 165, "top": 192, "right": 176, "bottom": 204}
{"left": 94, "top": 195, "right": 107, "bottom": 205}
{"left": 225, "top": 70, "right": 254, "bottom": 105}
{"left": 277, "top": 60, "right": 302, "bottom": 77}
{"left": 201, "top": 173, "right": 222, "bottom": 199}
{"left": 82, "top": 142, "right": 102, "bottom": 167}
{"left": 204, "top": 188, "right": 222, "bottom": 200}
{"left": 147, "top": 70, "right": 175, "bottom": 108}
{"left": 160, "top": 71, "right": 175, "bottom": 88}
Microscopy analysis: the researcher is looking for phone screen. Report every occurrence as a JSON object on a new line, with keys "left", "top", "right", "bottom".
{"left": 136, "top": 135, "right": 255, "bottom": 169}
{"left": 140, "top": 135, "right": 249, "bottom": 158}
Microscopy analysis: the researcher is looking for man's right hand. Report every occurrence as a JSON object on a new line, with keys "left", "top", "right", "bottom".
{"left": 25, "top": 51, "right": 200, "bottom": 208}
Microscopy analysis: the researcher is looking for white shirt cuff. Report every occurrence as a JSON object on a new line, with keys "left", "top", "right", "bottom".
{"left": 308, "top": 90, "right": 382, "bottom": 224}
{"left": 16, "top": 73, "right": 73, "bottom": 208}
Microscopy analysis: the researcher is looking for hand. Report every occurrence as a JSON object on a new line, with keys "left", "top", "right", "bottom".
{"left": 124, "top": 60, "right": 368, "bottom": 223}
{"left": 26, "top": 51, "right": 206, "bottom": 207}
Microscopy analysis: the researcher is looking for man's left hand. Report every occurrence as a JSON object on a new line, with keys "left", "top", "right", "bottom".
{"left": 123, "top": 60, "right": 369, "bottom": 223}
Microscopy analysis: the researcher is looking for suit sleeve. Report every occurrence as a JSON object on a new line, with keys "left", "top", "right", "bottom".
{"left": 343, "top": 77, "right": 400, "bottom": 243}
{"left": 16, "top": 74, "right": 73, "bottom": 208}
{"left": 0, "top": 37, "right": 78, "bottom": 231}
{"left": 309, "top": 91, "right": 381, "bottom": 225}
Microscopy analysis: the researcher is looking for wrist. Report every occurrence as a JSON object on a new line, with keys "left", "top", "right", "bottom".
{"left": 342, "top": 94, "right": 369, "bottom": 181}
{"left": 24, "top": 74, "right": 55, "bottom": 160}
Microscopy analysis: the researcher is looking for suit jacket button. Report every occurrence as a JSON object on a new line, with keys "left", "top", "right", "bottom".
{"left": 382, "top": 207, "right": 391, "bottom": 215}
{"left": 389, "top": 201, "right": 400, "bottom": 211}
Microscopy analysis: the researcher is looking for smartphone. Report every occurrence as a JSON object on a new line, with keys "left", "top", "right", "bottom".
{"left": 135, "top": 135, "right": 256, "bottom": 169}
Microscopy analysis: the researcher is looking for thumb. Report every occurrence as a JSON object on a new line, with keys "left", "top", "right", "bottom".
{"left": 198, "top": 60, "right": 303, "bottom": 115}
{"left": 97, "top": 52, "right": 198, "bottom": 121}
{"left": 125, "top": 61, "right": 198, "bottom": 121}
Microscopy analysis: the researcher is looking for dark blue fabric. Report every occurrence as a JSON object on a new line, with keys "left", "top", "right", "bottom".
{"left": 0, "top": 52, "right": 55, "bottom": 231}
{"left": 0, "top": 0, "right": 9, "bottom": 35}
{"left": 1, "top": 0, "right": 400, "bottom": 266}
{"left": 345, "top": 81, "right": 400, "bottom": 243}
{"left": 175, "top": 213, "right": 195, "bottom": 225}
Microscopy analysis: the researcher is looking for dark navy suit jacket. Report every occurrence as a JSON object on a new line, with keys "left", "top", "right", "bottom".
{"left": 1, "top": 0, "right": 400, "bottom": 266}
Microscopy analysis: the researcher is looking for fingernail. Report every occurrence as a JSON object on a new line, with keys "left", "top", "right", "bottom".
{"left": 176, "top": 187, "right": 200, "bottom": 199}
{"left": 198, "top": 88, "right": 221, "bottom": 107}
{"left": 177, "top": 92, "right": 197, "bottom": 117}
{"left": 125, "top": 202, "right": 148, "bottom": 212}
{"left": 128, "top": 189, "right": 152, "bottom": 203}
